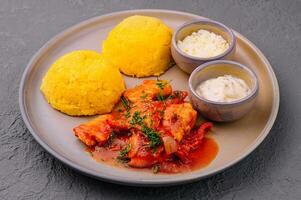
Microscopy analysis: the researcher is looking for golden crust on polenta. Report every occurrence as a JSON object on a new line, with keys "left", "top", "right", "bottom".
{"left": 40, "top": 50, "right": 125, "bottom": 116}
{"left": 102, "top": 15, "right": 173, "bottom": 77}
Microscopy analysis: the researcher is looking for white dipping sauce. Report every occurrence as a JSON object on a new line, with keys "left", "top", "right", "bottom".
{"left": 196, "top": 75, "right": 251, "bottom": 102}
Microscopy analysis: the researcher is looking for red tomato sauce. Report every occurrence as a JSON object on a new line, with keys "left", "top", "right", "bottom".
{"left": 88, "top": 136, "right": 218, "bottom": 174}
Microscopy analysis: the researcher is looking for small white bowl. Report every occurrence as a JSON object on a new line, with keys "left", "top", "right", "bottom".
{"left": 171, "top": 19, "right": 236, "bottom": 74}
{"left": 189, "top": 60, "right": 259, "bottom": 122}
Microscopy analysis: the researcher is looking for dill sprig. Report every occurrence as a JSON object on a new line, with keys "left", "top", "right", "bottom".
{"left": 117, "top": 144, "right": 131, "bottom": 163}
{"left": 141, "top": 125, "right": 162, "bottom": 148}
{"left": 121, "top": 96, "right": 130, "bottom": 112}
{"left": 156, "top": 80, "right": 168, "bottom": 90}
{"left": 167, "top": 91, "right": 181, "bottom": 100}
{"left": 125, "top": 112, "right": 131, "bottom": 118}
{"left": 156, "top": 93, "right": 165, "bottom": 102}
{"left": 121, "top": 96, "right": 131, "bottom": 119}
{"left": 156, "top": 79, "right": 172, "bottom": 90}
{"left": 156, "top": 93, "right": 167, "bottom": 106}
{"left": 140, "top": 93, "right": 148, "bottom": 99}
{"left": 129, "top": 111, "right": 144, "bottom": 126}
{"left": 128, "top": 111, "right": 162, "bottom": 148}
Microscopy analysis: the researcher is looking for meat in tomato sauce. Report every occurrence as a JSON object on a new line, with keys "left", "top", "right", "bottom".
{"left": 73, "top": 80, "right": 218, "bottom": 173}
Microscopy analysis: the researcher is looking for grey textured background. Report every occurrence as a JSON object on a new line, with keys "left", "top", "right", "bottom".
{"left": 0, "top": 0, "right": 300, "bottom": 199}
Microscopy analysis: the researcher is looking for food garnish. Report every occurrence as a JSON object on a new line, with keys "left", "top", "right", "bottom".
{"left": 140, "top": 93, "right": 148, "bottom": 99}
{"left": 141, "top": 125, "right": 162, "bottom": 148}
{"left": 156, "top": 80, "right": 168, "bottom": 90}
{"left": 129, "top": 111, "right": 144, "bottom": 126}
{"left": 121, "top": 96, "right": 131, "bottom": 112}
{"left": 117, "top": 144, "right": 131, "bottom": 163}
{"left": 156, "top": 93, "right": 166, "bottom": 102}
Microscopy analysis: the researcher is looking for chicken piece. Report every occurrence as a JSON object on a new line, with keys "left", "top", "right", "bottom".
{"left": 108, "top": 100, "right": 165, "bottom": 131}
{"left": 108, "top": 80, "right": 170, "bottom": 131}
{"left": 73, "top": 115, "right": 113, "bottom": 146}
{"left": 127, "top": 132, "right": 163, "bottom": 168}
{"left": 127, "top": 132, "right": 156, "bottom": 167}
{"left": 162, "top": 103, "right": 197, "bottom": 142}
{"left": 123, "top": 80, "right": 172, "bottom": 102}
{"left": 176, "top": 122, "right": 213, "bottom": 163}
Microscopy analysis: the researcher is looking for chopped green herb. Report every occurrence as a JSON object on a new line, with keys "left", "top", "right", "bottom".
{"left": 127, "top": 111, "right": 161, "bottom": 149}
{"left": 117, "top": 144, "right": 131, "bottom": 163}
{"left": 156, "top": 93, "right": 165, "bottom": 101}
{"left": 140, "top": 93, "right": 148, "bottom": 99}
{"left": 121, "top": 96, "right": 130, "bottom": 112}
{"left": 156, "top": 81, "right": 167, "bottom": 90}
{"left": 125, "top": 112, "right": 131, "bottom": 118}
{"left": 167, "top": 91, "right": 181, "bottom": 100}
{"left": 152, "top": 164, "right": 160, "bottom": 174}
{"left": 167, "top": 95, "right": 174, "bottom": 100}
{"left": 156, "top": 79, "right": 172, "bottom": 90}
{"left": 129, "top": 111, "right": 144, "bottom": 126}
{"left": 117, "top": 108, "right": 122, "bottom": 112}
{"left": 156, "top": 93, "right": 166, "bottom": 106}
{"left": 141, "top": 125, "right": 162, "bottom": 148}
{"left": 119, "top": 144, "right": 131, "bottom": 157}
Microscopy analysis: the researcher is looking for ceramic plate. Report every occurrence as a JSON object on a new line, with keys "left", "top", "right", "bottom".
{"left": 19, "top": 9, "right": 279, "bottom": 186}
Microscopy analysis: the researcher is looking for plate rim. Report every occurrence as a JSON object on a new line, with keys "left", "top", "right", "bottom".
{"left": 19, "top": 9, "right": 280, "bottom": 186}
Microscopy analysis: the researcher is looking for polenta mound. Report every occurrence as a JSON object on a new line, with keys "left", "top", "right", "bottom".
{"left": 102, "top": 15, "right": 173, "bottom": 77}
{"left": 40, "top": 50, "right": 125, "bottom": 116}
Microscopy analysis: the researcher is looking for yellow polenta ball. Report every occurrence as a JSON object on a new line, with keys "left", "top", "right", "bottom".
{"left": 102, "top": 15, "right": 173, "bottom": 77}
{"left": 40, "top": 50, "right": 125, "bottom": 116}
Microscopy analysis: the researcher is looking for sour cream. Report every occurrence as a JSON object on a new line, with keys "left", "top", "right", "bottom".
{"left": 196, "top": 75, "right": 251, "bottom": 102}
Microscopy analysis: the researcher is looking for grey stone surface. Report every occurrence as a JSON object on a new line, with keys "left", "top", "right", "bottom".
{"left": 0, "top": 0, "right": 300, "bottom": 199}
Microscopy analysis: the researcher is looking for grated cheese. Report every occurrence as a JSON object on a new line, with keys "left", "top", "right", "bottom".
{"left": 177, "top": 29, "right": 229, "bottom": 58}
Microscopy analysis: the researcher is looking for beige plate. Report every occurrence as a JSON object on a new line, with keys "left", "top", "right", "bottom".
{"left": 19, "top": 9, "right": 279, "bottom": 186}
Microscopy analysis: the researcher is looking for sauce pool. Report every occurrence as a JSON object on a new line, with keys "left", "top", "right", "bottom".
{"left": 188, "top": 137, "right": 219, "bottom": 170}
{"left": 88, "top": 137, "right": 218, "bottom": 174}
